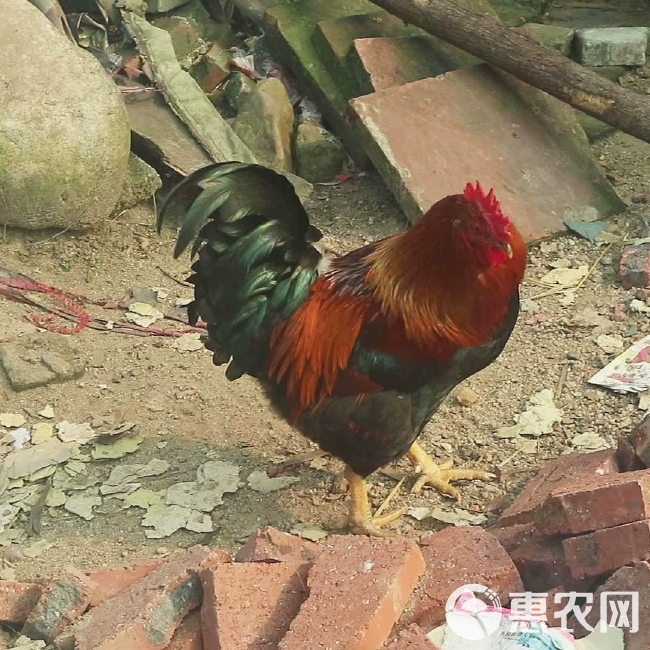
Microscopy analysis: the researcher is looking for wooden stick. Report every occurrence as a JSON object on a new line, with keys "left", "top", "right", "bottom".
{"left": 369, "top": 0, "right": 650, "bottom": 144}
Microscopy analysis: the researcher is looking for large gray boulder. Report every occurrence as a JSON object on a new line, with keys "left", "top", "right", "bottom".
{"left": 0, "top": 0, "right": 131, "bottom": 230}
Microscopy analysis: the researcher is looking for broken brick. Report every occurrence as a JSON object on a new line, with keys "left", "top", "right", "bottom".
{"left": 75, "top": 546, "right": 229, "bottom": 650}
{"left": 84, "top": 560, "right": 164, "bottom": 607}
{"left": 0, "top": 581, "right": 44, "bottom": 624}
{"left": 234, "top": 526, "right": 321, "bottom": 564}
{"left": 489, "top": 522, "right": 537, "bottom": 553}
{"left": 499, "top": 450, "right": 619, "bottom": 526}
{"left": 544, "top": 585, "right": 568, "bottom": 631}
{"left": 401, "top": 527, "right": 523, "bottom": 630}
{"left": 202, "top": 560, "right": 309, "bottom": 649}
{"left": 563, "top": 519, "right": 650, "bottom": 579}
{"left": 620, "top": 243, "right": 650, "bottom": 290}
{"left": 22, "top": 569, "right": 97, "bottom": 643}
{"left": 280, "top": 535, "right": 425, "bottom": 650}
{"left": 347, "top": 65, "right": 625, "bottom": 237}
{"left": 383, "top": 623, "right": 439, "bottom": 649}
{"left": 509, "top": 535, "right": 580, "bottom": 592}
{"left": 569, "top": 562, "right": 650, "bottom": 646}
{"left": 169, "top": 610, "right": 203, "bottom": 650}
{"left": 535, "top": 468, "right": 650, "bottom": 535}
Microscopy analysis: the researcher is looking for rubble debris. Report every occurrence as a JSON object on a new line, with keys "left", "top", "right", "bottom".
{"left": 172, "top": 333, "right": 203, "bottom": 352}
{"left": 348, "top": 64, "right": 624, "bottom": 238}
{"left": 0, "top": 414, "right": 26, "bottom": 428}
{"left": 620, "top": 242, "right": 650, "bottom": 289}
{"left": 0, "top": 334, "right": 84, "bottom": 392}
{"left": 234, "top": 526, "right": 321, "bottom": 563}
{"left": 575, "top": 27, "right": 648, "bottom": 67}
{"left": 2, "top": 438, "right": 75, "bottom": 481}
{"left": 91, "top": 434, "right": 143, "bottom": 460}
{"left": 125, "top": 302, "right": 164, "bottom": 328}
{"left": 0, "top": 582, "right": 43, "bottom": 624}
{"left": 64, "top": 492, "right": 102, "bottom": 521}
{"left": 55, "top": 422, "right": 96, "bottom": 445}
{"left": 289, "top": 522, "right": 328, "bottom": 541}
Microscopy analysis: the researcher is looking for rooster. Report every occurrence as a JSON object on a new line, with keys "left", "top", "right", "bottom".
{"left": 157, "top": 162, "right": 527, "bottom": 536}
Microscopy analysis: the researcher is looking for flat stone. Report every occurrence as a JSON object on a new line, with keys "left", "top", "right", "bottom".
{"left": 117, "top": 153, "right": 161, "bottom": 210}
{"left": 294, "top": 121, "right": 345, "bottom": 182}
{"left": 347, "top": 35, "right": 470, "bottom": 95}
{"left": 264, "top": 0, "right": 377, "bottom": 166}
{"left": 311, "top": 11, "right": 424, "bottom": 99}
{"left": 348, "top": 64, "right": 625, "bottom": 240}
{"left": 0, "top": 332, "right": 84, "bottom": 392}
{"left": 150, "top": 16, "right": 201, "bottom": 64}
{"left": 575, "top": 27, "right": 648, "bottom": 67}
{"left": 234, "top": 77, "right": 295, "bottom": 173}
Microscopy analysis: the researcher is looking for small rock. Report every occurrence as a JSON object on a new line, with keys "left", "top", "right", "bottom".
{"left": 91, "top": 434, "right": 144, "bottom": 460}
{"left": 567, "top": 351, "right": 581, "bottom": 361}
{"left": 0, "top": 413, "right": 26, "bottom": 428}
{"left": 629, "top": 299, "right": 650, "bottom": 314}
{"left": 55, "top": 421, "right": 96, "bottom": 445}
{"left": 142, "top": 504, "right": 192, "bottom": 538}
{"left": 172, "top": 333, "right": 204, "bottom": 352}
{"left": 37, "top": 405, "right": 55, "bottom": 419}
{"left": 456, "top": 386, "right": 478, "bottom": 407}
{"left": 290, "top": 522, "right": 328, "bottom": 541}
{"left": 631, "top": 193, "right": 648, "bottom": 204}
{"left": 234, "top": 77, "right": 294, "bottom": 173}
{"left": 294, "top": 121, "right": 346, "bottom": 183}
{"left": 64, "top": 492, "right": 102, "bottom": 520}
{"left": 519, "top": 298, "right": 540, "bottom": 313}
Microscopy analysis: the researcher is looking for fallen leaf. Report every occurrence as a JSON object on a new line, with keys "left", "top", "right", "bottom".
{"left": 571, "top": 432, "right": 610, "bottom": 452}
{"left": 595, "top": 334, "right": 624, "bottom": 355}
{"left": 142, "top": 504, "right": 191, "bottom": 538}
{"left": 0, "top": 414, "right": 26, "bottom": 428}
{"left": 64, "top": 492, "right": 102, "bottom": 520}
{"left": 539, "top": 266, "right": 588, "bottom": 286}
{"left": 407, "top": 507, "right": 432, "bottom": 521}
{"left": 247, "top": 470, "right": 299, "bottom": 494}
{"left": 429, "top": 507, "right": 487, "bottom": 526}
{"left": 37, "top": 406, "right": 55, "bottom": 419}
{"left": 31, "top": 423, "right": 54, "bottom": 445}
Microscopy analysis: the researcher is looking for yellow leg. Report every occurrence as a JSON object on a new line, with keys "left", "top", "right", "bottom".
{"left": 346, "top": 466, "right": 407, "bottom": 537}
{"left": 407, "top": 442, "right": 495, "bottom": 499}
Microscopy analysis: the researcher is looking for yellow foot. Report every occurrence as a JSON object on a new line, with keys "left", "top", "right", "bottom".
{"left": 345, "top": 466, "right": 407, "bottom": 537}
{"left": 407, "top": 442, "right": 495, "bottom": 499}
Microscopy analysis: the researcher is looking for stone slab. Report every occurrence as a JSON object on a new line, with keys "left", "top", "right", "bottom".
{"left": 575, "top": 27, "right": 648, "bottom": 67}
{"left": 264, "top": 0, "right": 378, "bottom": 166}
{"left": 348, "top": 64, "right": 625, "bottom": 240}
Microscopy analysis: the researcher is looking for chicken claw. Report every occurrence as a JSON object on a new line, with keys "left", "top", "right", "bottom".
{"left": 407, "top": 442, "right": 495, "bottom": 499}
{"left": 345, "top": 466, "right": 407, "bottom": 537}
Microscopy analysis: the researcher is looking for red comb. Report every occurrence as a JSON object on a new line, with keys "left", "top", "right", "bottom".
{"left": 464, "top": 181, "right": 510, "bottom": 238}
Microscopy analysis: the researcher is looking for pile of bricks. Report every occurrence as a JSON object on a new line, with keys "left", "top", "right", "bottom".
{"left": 5, "top": 415, "right": 650, "bottom": 649}
{"left": 2, "top": 525, "right": 522, "bottom": 649}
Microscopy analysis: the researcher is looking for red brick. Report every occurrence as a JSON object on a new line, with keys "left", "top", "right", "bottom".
{"left": 0, "top": 581, "right": 44, "bottom": 624}
{"left": 569, "top": 562, "right": 650, "bottom": 647}
{"left": 22, "top": 569, "right": 97, "bottom": 643}
{"left": 535, "top": 468, "right": 650, "bottom": 535}
{"left": 489, "top": 522, "right": 537, "bottom": 553}
{"left": 509, "top": 535, "right": 586, "bottom": 592}
{"left": 280, "top": 536, "right": 425, "bottom": 650}
{"left": 499, "top": 450, "right": 619, "bottom": 526}
{"left": 234, "top": 526, "right": 321, "bottom": 564}
{"left": 84, "top": 561, "right": 165, "bottom": 607}
{"left": 347, "top": 65, "right": 625, "bottom": 238}
{"left": 620, "top": 243, "right": 650, "bottom": 290}
{"left": 563, "top": 519, "right": 650, "bottom": 579}
{"left": 383, "top": 623, "right": 439, "bottom": 649}
{"left": 75, "top": 546, "right": 229, "bottom": 650}
{"left": 169, "top": 610, "right": 203, "bottom": 650}
{"left": 401, "top": 527, "right": 523, "bottom": 630}
{"left": 201, "top": 560, "right": 309, "bottom": 649}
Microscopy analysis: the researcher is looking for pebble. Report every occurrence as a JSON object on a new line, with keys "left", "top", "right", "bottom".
{"left": 567, "top": 351, "right": 581, "bottom": 360}
{"left": 456, "top": 386, "right": 479, "bottom": 407}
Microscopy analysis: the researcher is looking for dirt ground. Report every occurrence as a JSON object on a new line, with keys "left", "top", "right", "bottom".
{"left": 1, "top": 122, "right": 650, "bottom": 582}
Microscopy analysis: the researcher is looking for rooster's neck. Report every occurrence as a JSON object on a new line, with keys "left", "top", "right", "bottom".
{"left": 364, "top": 214, "right": 526, "bottom": 349}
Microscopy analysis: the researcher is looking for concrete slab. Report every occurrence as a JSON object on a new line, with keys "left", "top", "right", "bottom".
{"left": 348, "top": 64, "right": 625, "bottom": 241}
{"left": 347, "top": 35, "right": 469, "bottom": 95}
